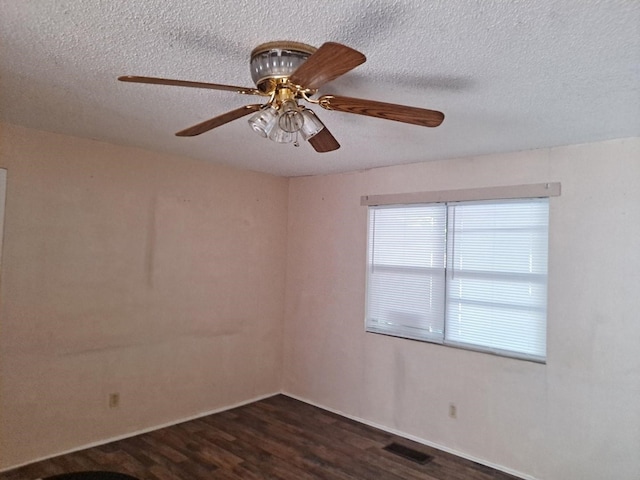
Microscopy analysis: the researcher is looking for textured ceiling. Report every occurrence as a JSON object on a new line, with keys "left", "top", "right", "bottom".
{"left": 1, "top": 1, "right": 638, "bottom": 177}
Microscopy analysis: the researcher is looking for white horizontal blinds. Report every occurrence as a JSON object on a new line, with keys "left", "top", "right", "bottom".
{"left": 445, "top": 199, "right": 549, "bottom": 360}
{"left": 366, "top": 204, "right": 446, "bottom": 342}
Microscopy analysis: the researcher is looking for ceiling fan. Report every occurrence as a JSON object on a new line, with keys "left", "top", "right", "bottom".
{"left": 118, "top": 41, "right": 444, "bottom": 153}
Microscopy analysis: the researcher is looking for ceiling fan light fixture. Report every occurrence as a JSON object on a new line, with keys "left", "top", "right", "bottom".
{"left": 299, "top": 108, "right": 325, "bottom": 140}
{"left": 247, "top": 106, "right": 278, "bottom": 137}
{"left": 278, "top": 100, "right": 304, "bottom": 133}
{"left": 250, "top": 103, "right": 325, "bottom": 146}
{"left": 250, "top": 41, "right": 317, "bottom": 92}
{"left": 268, "top": 124, "right": 295, "bottom": 144}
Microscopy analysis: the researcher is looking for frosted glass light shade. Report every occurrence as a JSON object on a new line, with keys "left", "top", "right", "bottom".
{"left": 299, "top": 109, "right": 325, "bottom": 140}
{"left": 278, "top": 100, "right": 304, "bottom": 133}
{"left": 247, "top": 107, "right": 278, "bottom": 137}
{"left": 268, "top": 125, "right": 294, "bottom": 144}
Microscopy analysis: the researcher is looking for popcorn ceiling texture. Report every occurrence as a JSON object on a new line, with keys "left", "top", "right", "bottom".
{"left": 1, "top": 0, "right": 638, "bottom": 176}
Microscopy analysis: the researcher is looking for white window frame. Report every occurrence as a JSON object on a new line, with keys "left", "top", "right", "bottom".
{"left": 362, "top": 183, "right": 560, "bottom": 363}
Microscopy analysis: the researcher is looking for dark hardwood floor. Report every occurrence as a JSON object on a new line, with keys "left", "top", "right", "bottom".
{"left": 0, "top": 395, "right": 522, "bottom": 480}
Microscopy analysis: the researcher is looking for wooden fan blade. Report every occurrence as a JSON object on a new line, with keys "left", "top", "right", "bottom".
{"left": 175, "top": 104, "right": 262, "bottom": 137}
{"left": 308, "top": 127, "right": 340, "bottom": 153}
{"left": 118, "top": 76, "right": 262, "bottom": 95}
{"left": 288, "top": 42, "right": 366, "bottom": 90}
{"left": 318, "top": 95, "right": 444, "bottom": 127}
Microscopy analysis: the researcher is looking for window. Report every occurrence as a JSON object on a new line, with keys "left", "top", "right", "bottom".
{"left": 365, "top": 187, "right": 554, "bottom": 363}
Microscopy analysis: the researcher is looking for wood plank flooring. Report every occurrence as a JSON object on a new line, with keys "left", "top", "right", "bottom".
{"left": 0, "top": 395, "right": 522, "bottom": 480}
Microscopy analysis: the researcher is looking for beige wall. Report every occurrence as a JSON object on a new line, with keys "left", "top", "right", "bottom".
{"left": 0, "top": 123, "right": 289, "bottom": 469}
{"left": 283, "top": 138, "right": 640, "bottom": 480}
{"left": 2, "top": 123, "right": 639, "bottom": 480}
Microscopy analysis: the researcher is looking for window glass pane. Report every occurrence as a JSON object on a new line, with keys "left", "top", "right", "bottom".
{"left": 445, "top": 199, "right": 548, "bottom": 360}
{"left": 446, "top": 299, "right": 547, "bottom": 358}
{"left": 366, "top": 205, "right": 446, "bottom": 341}
{"left": 370, "top": 204, "right": 446, "bottom": 269}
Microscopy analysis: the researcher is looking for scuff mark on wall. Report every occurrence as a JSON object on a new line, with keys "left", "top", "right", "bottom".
{"left": 145, "top": 194, "right": 157, "bottom": 289}
{"left": 392, "top": 345, "right": 407, "bottom": 429}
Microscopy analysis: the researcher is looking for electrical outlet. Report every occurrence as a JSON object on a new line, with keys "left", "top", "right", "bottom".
{"left": 108, "top": 393, "right": 120, "bottom": 409}
{"left": 448, "top": 403, "right": 457, "bottom": 419}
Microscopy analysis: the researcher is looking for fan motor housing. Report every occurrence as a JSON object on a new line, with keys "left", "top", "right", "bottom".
{"left": 250, "top": 41, "right": 317, "bottom": 93}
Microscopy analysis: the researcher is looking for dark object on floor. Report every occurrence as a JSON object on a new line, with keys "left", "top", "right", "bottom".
{"left": 43, "top": 473, "right": 138, "bottom": 480}
{"left": 383, "top": 442, "right": 434, "bottom": 464}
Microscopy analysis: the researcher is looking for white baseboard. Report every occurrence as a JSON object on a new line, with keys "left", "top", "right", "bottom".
{"left": 282, "top": 391, "right": 539, "bottom": 480}
{"left": 0, "top": 391, "right": 279, "bottom": 473}
{"left": 3, "top": 390, "right": 538, "bottom": 480}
